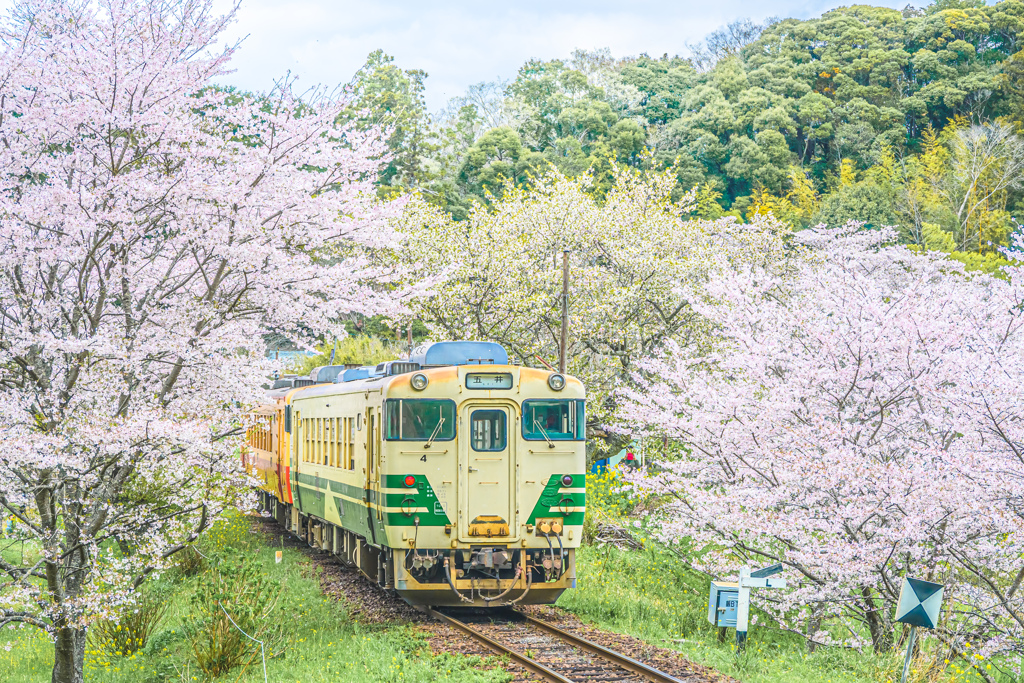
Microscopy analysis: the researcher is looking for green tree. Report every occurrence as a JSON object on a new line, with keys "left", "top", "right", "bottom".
{"left": 812, "top": 181, "right": 901, "bottom": 229}
{"left": 458, "top": 127, "right": 547, "bottom": 200}
{"left": 346, "top": 50, "right": 430, "bottom": 193}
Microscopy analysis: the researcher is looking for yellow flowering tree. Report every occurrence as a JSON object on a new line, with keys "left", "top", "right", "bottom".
{"left": 395, "top": 162, "right": 794, "bottom": 457}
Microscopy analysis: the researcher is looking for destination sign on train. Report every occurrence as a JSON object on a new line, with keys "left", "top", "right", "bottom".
{"left": 466, "top": 373, "right": 513, "bottom": 390}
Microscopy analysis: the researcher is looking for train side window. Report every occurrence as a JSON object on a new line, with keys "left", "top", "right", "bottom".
{"left": 329, "top": 418, "right": 335, "bottom": 468}
{"left": 306, "top": 418, "right": 312, "bottom": 463}
{"left": 471, "top": 410, "right": 507, "bottom": 452}
{"left": 367, "top": 411, "right": 375, "bottom": 474}
{"left": 344, "top": 417, "right": 350, "bottom": 470}
{"left": 343, "top": 418, "right": 349, "bottom": 469}
{"left": 320, "top": 418, "right": 326, "bottom": 465}
{"left": 348, "top": 418, "right": 356, "bottom": 470}
{"left": 342, "top": 418, "right": 347, "bottom": 469}
{"left": 333, "top": 417, "right": 340, "bottom": 467}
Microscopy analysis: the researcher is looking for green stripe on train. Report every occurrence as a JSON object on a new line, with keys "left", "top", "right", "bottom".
{"left": 293, "top": 472, "right": 584, "bottom": 527}
{"left": 295, "top": 472, "right": 451, "bottom": 527}
{"left": 526, "top": 474, "right": 586, "bottom": 526}
{"left": 380, "top": 474, "right": 452, "bottom": 526}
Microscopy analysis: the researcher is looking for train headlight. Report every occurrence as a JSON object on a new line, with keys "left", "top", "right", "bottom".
{"left": 548, "top": 373, "right": 566, "bottom": 391}
{"left": 410, "top": 373, "right": 429, "bottom": 391}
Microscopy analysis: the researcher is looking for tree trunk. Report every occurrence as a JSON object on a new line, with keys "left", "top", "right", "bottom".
{"left": 51, "top": 626, "right": 86, "bottom": 683}
{"left": 805, "top": 602, "right": 823, "bottom": 653}
{"left": 862, "top": 587, "right": 893, "bottom": 653}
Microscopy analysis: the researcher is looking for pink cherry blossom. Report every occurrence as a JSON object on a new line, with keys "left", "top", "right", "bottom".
{"left": 0, "top": 1, "right": 404, "bottom": 680}
{"left": 619, "top": 225, "right": 1024, "bottom": 666}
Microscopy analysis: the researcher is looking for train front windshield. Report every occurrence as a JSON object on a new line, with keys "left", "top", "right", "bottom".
{"left": 385, "top": 399, "right": 456, "bottom": 441}
{"left": 522, "top": 399, "right": 585, "bottom": 441}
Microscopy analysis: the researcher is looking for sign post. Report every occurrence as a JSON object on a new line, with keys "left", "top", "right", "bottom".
{"left": 708, "top": 563, "right": 786, "bottom": 651}
{"left": 894, "top": 577, "right": 944, "bottom": 683}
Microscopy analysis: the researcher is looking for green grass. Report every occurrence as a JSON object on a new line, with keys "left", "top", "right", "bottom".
{"left": 0, "top": 513, "right": 508, "bottom": 683}
{"left": 5, "top": 481, "right": 1015, "bottom": 683}
{"left": 557, "top": 542, "right": 896, "bottom": 683}
{"left": 559, "top": 472, "right": 1017, "bottom": 683}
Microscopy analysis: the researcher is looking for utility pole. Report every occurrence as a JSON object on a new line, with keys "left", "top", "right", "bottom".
{"left": 407, "top": 323, "right": 413, "bottom": 359}
{"left": 559, "top": 249, "right": 569, "bottom": 374}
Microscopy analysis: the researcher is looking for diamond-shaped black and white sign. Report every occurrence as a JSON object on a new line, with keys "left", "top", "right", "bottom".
{"left": 894, "top": 577, "right": 944, "bottom": 629}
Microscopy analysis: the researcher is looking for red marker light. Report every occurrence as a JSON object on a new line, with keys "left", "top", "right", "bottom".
{"left": 561, "top": 475, "right": 573, "bottom": 486}
{"left": 404, "top": 475, "right": 416, "bottom": 487}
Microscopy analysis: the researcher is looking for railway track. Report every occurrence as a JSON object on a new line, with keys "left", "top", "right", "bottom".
{"left": 424, "top": 607, "right": 687, "bottom": 683}
{"left": 255, "top": 516, "right": 731, "bottom": 683}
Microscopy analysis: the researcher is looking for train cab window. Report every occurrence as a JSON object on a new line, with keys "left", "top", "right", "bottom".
{"left": 471, "top": 410, "right": 507, "bottom": 451}
{"left": 522, "top": 400, "right": 586, "bottom": 441}
{"left": 384, "top": 399, "right": 456, "bottom": 441}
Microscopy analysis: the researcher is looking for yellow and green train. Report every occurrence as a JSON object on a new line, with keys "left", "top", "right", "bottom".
{"left": 243, "top": 341, "right": 586, "bottom": 607}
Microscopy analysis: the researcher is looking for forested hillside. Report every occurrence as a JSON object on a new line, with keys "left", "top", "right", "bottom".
{"left": 350, "top": 0, "right": 1024, "bottom": 270}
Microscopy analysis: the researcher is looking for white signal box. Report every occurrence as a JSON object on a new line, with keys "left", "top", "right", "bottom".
{"left": 707, "top": 564, "right": 787, "bottom": 650}
{"left": 708, "top": 581, "right": 739, "bottom": 627}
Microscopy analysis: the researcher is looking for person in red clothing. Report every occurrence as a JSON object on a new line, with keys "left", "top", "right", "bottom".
{"left": 623, "top": 448, "right": 639, "bottom": 471}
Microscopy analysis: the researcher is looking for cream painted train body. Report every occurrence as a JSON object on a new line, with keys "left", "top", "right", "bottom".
{"left": 243, "top": 341, "right": 586, "bottom": 607}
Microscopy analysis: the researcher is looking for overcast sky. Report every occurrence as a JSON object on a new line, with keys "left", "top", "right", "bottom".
{"left": 209, "top": 0, "right": 918, "bottom": 110}
{"left": 6, "top": 0, "right": 920, "bottom": 110}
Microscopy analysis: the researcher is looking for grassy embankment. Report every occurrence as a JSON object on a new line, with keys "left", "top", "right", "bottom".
{"left": 0, "top": 513, "right": 506, "bottom": 683}
{"left": 561, "top": 470, "right": 1014, "bottom": 683}
{"left": 2, "top": 474, "right": 1013, "bottom": 683}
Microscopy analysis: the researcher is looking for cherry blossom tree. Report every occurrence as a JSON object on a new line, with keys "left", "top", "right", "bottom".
{"left": 619, "top": 227, "right": 1024, "bottom": 667}
{"left": 0, "top": 1, "right": 403, "bottom": 680}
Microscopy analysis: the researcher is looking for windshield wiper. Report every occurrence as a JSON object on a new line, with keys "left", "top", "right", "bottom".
{"left": 425, "top": 417, "right": 445, "bottom": 449}
{"left": 534, "top": 420, "right": 556, "bottom": 449}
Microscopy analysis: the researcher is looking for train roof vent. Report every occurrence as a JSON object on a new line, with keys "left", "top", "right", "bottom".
{"left": 373, "top": 360, "right": 422, "bottom": 377}
{"left": 310, "top": 365, "right": 346, "bottom": 384}
{"left": 292, "top": 378, "right": 314, "bottom": 388}
{"left": 409, "top": 341, "right": 509, "bottom": 367}
{"left": 337, "top": 366, "right": 373, "bottom": 382}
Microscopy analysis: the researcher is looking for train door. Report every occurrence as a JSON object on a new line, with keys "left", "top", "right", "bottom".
{"left": 365, "top": 408, "right": 381, "bottom": 545}
{"left": 283, "top": 410, "right": 297, "bottom": 505}
{"left": 458, "top": 402, "right": 516, "bottom": 542}
{"left": 269, "top": 415, "right": 278, "bottom": 493}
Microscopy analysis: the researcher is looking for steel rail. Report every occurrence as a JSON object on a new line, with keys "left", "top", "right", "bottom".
{"left": 423, "top": 608, "right": 575, "bottom": 683}
{"left": 507, "top": 609, "right": 686, "bottom": 683}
